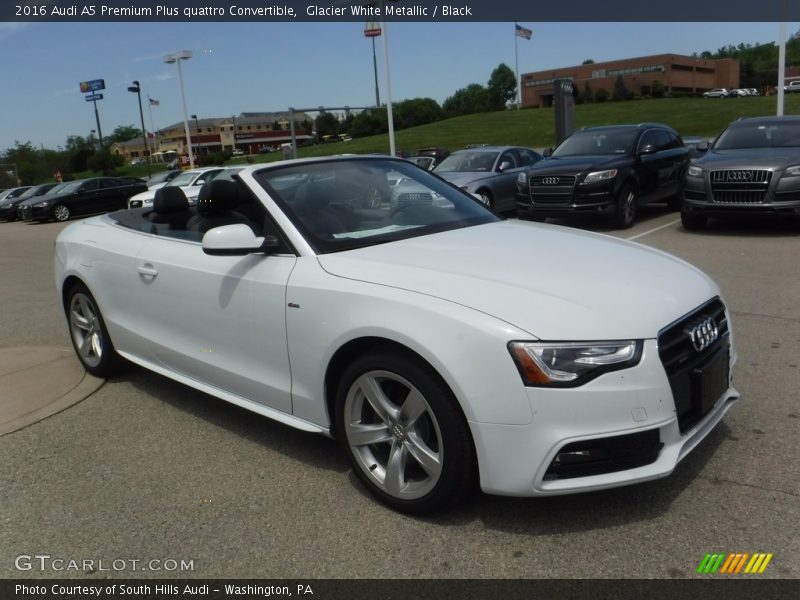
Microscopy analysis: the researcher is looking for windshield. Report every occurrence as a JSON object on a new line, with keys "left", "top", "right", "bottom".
{"left": 255, "top": 159, "right": 499, "bottom": 253}
{"left": 552, "top": 129, "right": 638, "bottom": 156}
{"left": 714, "top": 122, "right": 800, "bottom": 149}
{"left": 435, "top": 151, "right": 499, "bottom": 173}
{"left": 56, "top": 180, "right": 85, "bottom": 194}
{"left": 16, "top": 184, "right": 56, "bottom": 200}
{"left": 167, "top": 170, "right": 220, "bottom": 187}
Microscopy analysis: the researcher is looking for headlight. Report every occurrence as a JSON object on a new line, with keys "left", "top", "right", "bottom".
{"left": 687, "top": 165, "right": 704, "bottom": 177}
{"left": 33, "top": 201, "right": 50, "bottom": 208}
{"left": 508, "top": 340, "right": 642, "bottom": 387}
{"left": 784, "top": 165, "right": 800, "bottom": 177}
{"left": 582, "top": 169, "right": 617, "bottom": 185}
{"left": 516, "top": 172, "right": 527, "bottom": 185}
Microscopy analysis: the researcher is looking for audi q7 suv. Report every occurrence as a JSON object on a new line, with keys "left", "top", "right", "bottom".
{"left": 516, "top": 123, "right": 689, "bottom": 228}
{"left": 681, "top": 116, "right": 800, "bottom": 230}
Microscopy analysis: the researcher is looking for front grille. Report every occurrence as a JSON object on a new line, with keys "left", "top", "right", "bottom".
{"left": 529, "top": 175, "right": 576, "bottom": 204}
{"left": 543, "top": 429, "right": 663, "bottom": 480}
{"left": 710, "top": 169, "right": 771, "bottom": 204}
{"left": 18, "top": 206, "right": 32, "bottom": 220}
{"left": 710, "top": 169, "right": 771, "bottom": 184}
{"left": 395, "top": 192, "right": 432, "bottom": 203}
{"left": 658, "top": 298, "right": 730, "bottom": 434}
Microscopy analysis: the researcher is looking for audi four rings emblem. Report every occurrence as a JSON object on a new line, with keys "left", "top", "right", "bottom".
{"left": 542, "top": 177, "right": 560, "bottom": 185}
{"left": 725, "top": 170, "right": 752, "bottom": 182}
{"left": 688, "top": 317, "right": 719, "bottom": 352}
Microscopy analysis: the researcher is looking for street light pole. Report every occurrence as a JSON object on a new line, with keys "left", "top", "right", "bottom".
{"left": 164, "top": 50, "right": 194, "bottom": 169}
{"left": 127, "top": 80, "right": 152, "bottom": 178}
{"left": 191, "top": 114, "right": 201, "bottom": 155}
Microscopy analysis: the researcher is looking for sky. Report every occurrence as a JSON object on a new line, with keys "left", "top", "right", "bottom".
{"left": 1, "top": 20, "right": 798, "bottom": 152}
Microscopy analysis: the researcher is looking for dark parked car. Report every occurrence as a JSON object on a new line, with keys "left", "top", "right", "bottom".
{"left": 681, "top": 115, "right": 800, "bottom": 230}
{"left": 17, "top": 177, "right": 147, "bottom": 222}
{"left": 434, "top": 146, "right": 542, "bottom": 212}
{"left": 0, "top": 183, "right": 59, "bottom": 221}
{"left": 0, "top": 186, "right": 32, "bottom": 205}
{"left": 516, "top": 123, "right": 689, "bottom": 228}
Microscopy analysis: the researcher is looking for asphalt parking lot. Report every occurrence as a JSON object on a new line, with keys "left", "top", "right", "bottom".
{"left": 0, "top": 207, "right": 798, "bottom": 579}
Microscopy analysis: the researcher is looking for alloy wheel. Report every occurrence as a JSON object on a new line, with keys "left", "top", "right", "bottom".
{"left": 69, "top": 292, "right": 103, "bottom": 368}
{"left": 343, "top": 370, "right": 443, "bottom": 500}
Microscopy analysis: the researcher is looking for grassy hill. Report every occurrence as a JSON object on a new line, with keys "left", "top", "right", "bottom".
{"left": 117, "top": 95, "right": 800, "bottom": 177}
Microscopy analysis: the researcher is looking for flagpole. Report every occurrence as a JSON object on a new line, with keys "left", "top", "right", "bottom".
{"left": 514, "top": 22, "right": 520, "bottom": 110}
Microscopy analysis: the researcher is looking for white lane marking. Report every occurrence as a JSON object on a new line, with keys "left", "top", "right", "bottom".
{"left": 626, "top": 218, "right": 680, "bottom": 241}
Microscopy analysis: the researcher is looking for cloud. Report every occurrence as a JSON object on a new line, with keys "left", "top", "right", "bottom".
{"left": 0, "top": 22, "right": 30, "bottom": 41}
{"left": 153, "top": 71, "right": 174, "bottom": 82}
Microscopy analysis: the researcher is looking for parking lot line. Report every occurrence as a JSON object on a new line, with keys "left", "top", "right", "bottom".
{"left": 626, "top": 217, "right": 681, "bottom": 241}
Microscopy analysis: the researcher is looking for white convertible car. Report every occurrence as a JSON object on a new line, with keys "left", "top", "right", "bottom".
{"left": 55, "top": 156, "right": 739, "bottom": 513}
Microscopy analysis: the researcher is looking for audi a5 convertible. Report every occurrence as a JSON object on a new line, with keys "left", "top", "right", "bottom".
{"left": 54, "top": 156, "right": 740, "bottom": 513}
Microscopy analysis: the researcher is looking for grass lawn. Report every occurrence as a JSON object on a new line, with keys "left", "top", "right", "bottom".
{"left": 86, "top": 94, "right": 800, "bottom": 177}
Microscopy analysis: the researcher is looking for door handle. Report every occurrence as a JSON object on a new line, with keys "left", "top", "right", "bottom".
{"left": 137, "top": 265, "right": 158, "bottom": 278}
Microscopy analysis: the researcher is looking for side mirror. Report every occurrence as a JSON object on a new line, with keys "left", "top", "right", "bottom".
{"left": 542, "top": 148, "right": 553, "bottom": 157}
{"left": 638, "top": 143, "right": 657, "bottom": 156}
{"left": 202, "top": 224, "right": 280, "bottom": 256}
{"left": 696, "top": 140, "right": 710, "bottom": 152}
{"left": 498, "top": 161, "right": 514, "bottom": 172}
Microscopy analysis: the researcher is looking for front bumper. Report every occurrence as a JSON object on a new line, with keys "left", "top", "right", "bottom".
{"left": 683, "top": 173, "right": 800, "bottom": 215}
{"left": 515, "top": 180, "right": 616, "bottom": 216}
{"left": 18, "top": 203, "right": 51, "bottom": 221}
{"left": 469, "top": 338, "right": 739, "bottom": 496}
{"left": 0, "top": 203, "right": 19, "bottom": 221}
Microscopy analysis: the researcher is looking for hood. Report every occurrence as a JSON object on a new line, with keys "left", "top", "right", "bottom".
{"left": 697, "top": 147, "right": 800, "bottom": 169}
{"left": 317, "top": 221, "right": 718, "bottom": 340}
{"left": 529, "top": 155, "right": 623, "bottom": 175}
{"left": 437, "top": 171, "right": 496, "bottom": 188}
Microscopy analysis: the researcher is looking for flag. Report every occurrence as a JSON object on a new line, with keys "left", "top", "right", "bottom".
{"left": 515, "top": 24, "right": 532, "bottom": 40}
{"left": 149, "top": 98, "right": 160, "bottom": 106}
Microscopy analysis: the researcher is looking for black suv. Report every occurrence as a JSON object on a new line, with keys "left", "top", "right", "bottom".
{"left": 681, "top": 115, "right": 800, "bottom": 230}
{"left": 516, "top": 123, "right": 688, "bottom": 228}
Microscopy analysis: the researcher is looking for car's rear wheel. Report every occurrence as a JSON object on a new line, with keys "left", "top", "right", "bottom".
{"left": 53, "top": 204, "right": 70, "bottom": 222}
{"left": 681, "top": 209, "right": 708, "bottom": 231}
{"left": 365, "top": 186, "right": 383, "bottom": 208}
{"left": 335, "top": 349, "right": 475, "bottom": 514}
{"left": 611, "top": 184, "right": 637, "bottom": 229}
{"left": 66, "top": 283, "right": 122, "bottom": 378}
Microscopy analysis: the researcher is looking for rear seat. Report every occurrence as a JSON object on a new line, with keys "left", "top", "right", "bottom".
{"left": 143, "top": 186, "right": 195, "bottom": 233}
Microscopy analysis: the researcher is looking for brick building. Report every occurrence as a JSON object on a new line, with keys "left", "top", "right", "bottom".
{"left": 521, "top": 54, "right": 740, "bottom": 107}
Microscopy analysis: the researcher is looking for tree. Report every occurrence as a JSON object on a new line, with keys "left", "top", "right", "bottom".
{"left": 107, "top": 125, "right": 142, "bottom": 144}
{"left": 314, "top": 112, "right": 339, "bottom": 140}
{"left": 595, "top": 88, "right": 609, "bottom": 103}
{"left": 487, "top": 63, "right": 517, "bottom": 110}
{"left": 443, "top": 84, "right": 491, "bottom": 117}
{"left": 651, "top": 80, "right": 665, "bottom": 98}
{"left": 581, "top": 81, "right": 594, "bottom": 104}
{"left": 350, "top": 108, "right": 388, "bottom": 138}
{"left": 612, "top": 75, "right": 629, "bottom": 101}
{"left": 86, "top": 148, "right": 124, "bottom": 175}
{"left": 582, "top": 59, "right": 595, "bottom": 65}
{"left": 64, "top": 135, "right": 95, "bottom": 173}
{"left": 393, "top": 97, "right": 442, "bottom": 129}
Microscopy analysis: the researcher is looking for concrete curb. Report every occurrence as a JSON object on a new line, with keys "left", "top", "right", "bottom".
{"left": 0, "top": 346, "right": 104, "bottom": 436}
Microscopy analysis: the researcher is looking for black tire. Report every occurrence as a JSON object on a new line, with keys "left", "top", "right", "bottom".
{"left": 681, "top": 209, "right": 708, "bottom": 231}
{"left": 334, "top": 348, "right": 476, "bottom": 514}
{"left": 53, "top": 204, "right": 70, "bottom": 222}
{"left": 611, "top": 184, "right": 638, "bottom": 229}
{"left": 65, "top": 282, "right": 123, "bottom": 378}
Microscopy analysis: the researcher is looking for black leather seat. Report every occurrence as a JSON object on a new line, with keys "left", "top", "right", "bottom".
{"left": 185, "top": 179, "right": 257, "bottom": 235}
{"left": 144, "top": 186, "right": 193, "bottom": 230}
{"left": 292, "top": 182, "right": 349, "bottom": 237}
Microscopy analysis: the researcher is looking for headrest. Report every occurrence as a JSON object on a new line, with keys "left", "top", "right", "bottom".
{"left": 196, "top": 179, "right": 240, "bottom": 214}
{"left": 293, "top": 181, "right": 329, "bottom": 213}
{"left": 153, "top": 186, "right": 189, "bottom": 213}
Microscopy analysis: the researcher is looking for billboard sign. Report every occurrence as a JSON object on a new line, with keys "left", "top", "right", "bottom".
{"left": 79, "top": 79, "right": 105, "bottom": 93}
{"left": 85, "top": 93, "right": 104, "bottom": 102}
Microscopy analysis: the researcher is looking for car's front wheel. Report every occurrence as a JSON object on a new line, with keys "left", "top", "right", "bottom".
{"left": 681, "top": 209, "right": 708, "bottom": 231}
{"left": 611, "top": 184, "right": 637, "bottom": 229}
{"left": 53, "top": 204, "right": 70, "bottom": 222}
{"left": 335, "top": 349, "right": 475, "bottom": 514}
{"left": 65, "top": 283, "right": 123, "bottom": 378}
